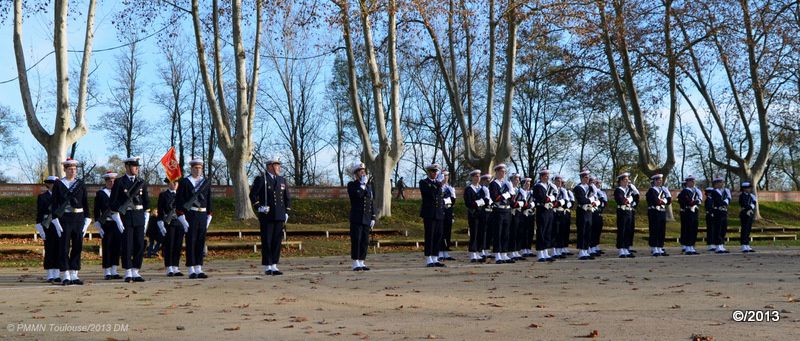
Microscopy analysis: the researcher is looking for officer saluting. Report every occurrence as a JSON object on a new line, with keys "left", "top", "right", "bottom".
{"left": 95, "top": 171, "right": 122, "bottom": 280}
{"left": 50, "top": 158, "right": 92, "bottom": 285}
{"left": 158, "top": 178, "right": 184, "bottom": 277}
{"left": 109, "top": 156, "right": 150, "bottom": 282}
{"left": 176, "top": 158, "right": 213, "bottom": 279}
{"left": 346, "top": 161, "right": 375, "bottom": 271}
{"left": 249, "top": 156, "right": 291, "bottom": 276}
{"left": 738, "top": 182, "right": 757, "bottom": 253}
{"left": 419, "top": 163, "right": 446, "bottom": 267}
{"left": 36, "top": 176, "right": 60, "bottom": 283}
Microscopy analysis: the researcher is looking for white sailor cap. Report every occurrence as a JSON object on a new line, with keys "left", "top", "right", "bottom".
{"left": 441, "top": 170, "right": 450, "bottom": 176}
{"left": 189, "top": 158, "right": 204, "bottom": 166}
{"left": 741, "top": 181, "right": 752, "bottom": 188}
{"left": 101, "top": 170, "right": 118, "bottom": 179}
{"left": 480, "top": 174, "right": 492, "bottom": 180}
{"left": 617, "top": 172, "right": 630, "bottom": 181}
{"left": 589, "top": 175, "right": 597, "bottom": 181}
{"left": 350, "top": 161, "right": 366, "bottom": 174}
{"left": 266, "top": 155, "right": 282, "bottom": 165}
{"left": 44, "top": 176, "right": 58, "bottom": 183}
{"left": 425, "top": 163, "right": 441, "bottom": 171}
{"left": 712, "top": 176, "right": 724, "bottom": 183}
{"left": 61, "top": 158, "right": 78, "bottom": 167}
{"left": 684, "top": 175, "right": 696, "bottom": 181}
{"left": 493, "top": 163, "right": 507, "bottom": 171}
{"left": 524, "top": 177, "right": 532, "bottom": 183}
{"left": 469, "top": 169, "right": 482, "bottom": 177}
{"left": 509, "top": 173, "right": 520, "bottom": 179}
{"left": 705, "top": 187, "right": 714, "bottom": 191}
{"left": 538, "top": 168, "right": 551, "bottom": 175}
{"left": 122, "top": 156, "right": 141, "bottom": 166}
{"left": 579, "top": 169, "right": 591, "bottom": 177}
{"left": 553, "top": 174, "right": 563, "bottom": 180}
{"left": 650, "top": 174, "right": 663, "bottom": 180}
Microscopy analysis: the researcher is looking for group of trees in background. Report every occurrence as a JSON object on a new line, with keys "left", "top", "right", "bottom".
{"left": 1, "top": 0, "right": 798, "bottom": 219}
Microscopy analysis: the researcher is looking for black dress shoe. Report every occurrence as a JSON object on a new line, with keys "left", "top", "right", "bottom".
{"left": 579, "top": 256, "right": 590, "bottom": 260}
{"left": 362, "top": 266, "right": 370, "bottom": 271}
{"left": 505, "top": 259, "right": 516, "bottom": 264}
{"left": 173, "top": 272, "right": 184, "bottom": 277}
{"left": 437, "top": 257, "right": 445, "bottom": 262}
{"left": 46, "top": 278, "right": 54, "bottom": 283}
{"left": 167, "top": 272, "right": 174, "bottom": 277}
{"left": 546, "top": 257, "right": 555, "bottom": 262}
{"left": 426, "top": 263, "right": 436, "bottom": 267}
{"left": 62, "top": 280, "right": 72, "bottom": 286}
{"left": 271, "top": 270, "right": 283, "bottom": 276}
{"left": 124, "top": 277, "right": 133, "bottom": 283}
{"left": 444, "top": 257, "right": 456, "bottom": 261}
{"left": 197, "top": 273, "right": 208, "bottom": 279}
{"left": 661, "top": 253, "right": 670, "bottom": 256}
{"left": 264, "top": 270, "right": 273, "bottom": 275}
{"left": 434, "top": 262, "right": 446, "bottom": 267}
{"left": 111, "top": 274, "right": 123, "bottom": 279}
{"left": 189, "top": 273, "right": 198, "bottom": 279}
{"left": 652, "top": 253, "right": 661, "bottom": 257}
{"left": 72, "top": 279, "right": 84, "bottom": 285}
{"left": 537, "top": 258, "right": 548, "bottom": 262}
{"left": 353, "top": 267, "right": 363, "bottom": 272}
{"left": 618, "top": 255, "right": 627, "bottom": 258}
{"left": 104, "top": 275, "right": 112, "bottom": 280}
{"left": 587, "top": 255, "right": 596, "bottom": 260}
{"left": 496, "top": 260, "right": 505, "bottom": 264}
{"left": 626, "top": 254, "right": 636, "bottom": 258}
{"left": 133, "top": 276, "right": 145, "bottom": 282}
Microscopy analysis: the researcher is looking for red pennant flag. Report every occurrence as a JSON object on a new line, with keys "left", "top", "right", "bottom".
{"left": 160, "top": 147, "right": 182, "bottom": 182}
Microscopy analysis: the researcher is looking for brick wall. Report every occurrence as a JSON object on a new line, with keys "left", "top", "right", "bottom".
{"left": 1, "top": 183, "right": 798, "bottom": 202}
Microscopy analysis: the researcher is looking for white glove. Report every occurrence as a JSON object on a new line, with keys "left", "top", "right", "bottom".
{"left": 516, "top": 201, "right": 525, "bottom": 208}
{"left": 157, "top": 221, "right": 166, "bottom": 236}
{"left": 501, "top": 192, "right": 511, "bottom": 200}
{"left": 475, "top": 199, "right": 485, "bottom": 207}
{"left": 143, "top": 212, "right": 150, "bottom": 231}
{"left": 746, "top": 210, "right": 753, "bottom": 217}
{"left": 177, "top": 214, "right": 190, "bottom": 232}
{"left": 435, "top": 173, "right": 444, "bottom": 182}
{"left": 285, "top": 213, "right": 289, "bottom": 223}
{"left": 206, "top": 215, "right": 212, "bottom": 230}
{"left": 444, "top": 197, "right": 452, "bottom": 205}
{"left": 82, "top": 217, "right": 91, "bottom": 237}
{"left": 370, "top": 220, "right": 375, "bottom": 229}
{"left": 35, "top": 224, "right": 46, "bottom": 240}
{"left": 94, "top": 221, "right": 104, "bottom": 238}
{"left": 111, "top": 212, "right": 125, "bottom": 233}
{"left": 51, "top": 218, "right": 64, "bottom": 237}
{"left": 257, "top": 206, "right": 270, "bottom": 214}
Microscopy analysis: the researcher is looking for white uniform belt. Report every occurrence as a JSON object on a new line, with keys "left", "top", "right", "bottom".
{"left": 581, "top": 204, "right": 594, "bottom": 211}
{"left": 555, "top": 207, "right": 565, "bottom": 212}
{"left": 619, "top": 206, "right": 633, "bottom": 211}
{"left": 714, "top": 207, "right": 728, "bottom": 212}
{"left": 648, "top": 206, "right": 666, "bottom": 211}
{"left": 126, "top": 205, "right": 145, "bottom": 211}
{"left": 190, "top": 207, "right": 207, "bottom": 212}
{"left": 495, "top": 205, "right": 511, "bottom": 210}
{"left": 64, "top": 208, "right": 84, "bottom": 213}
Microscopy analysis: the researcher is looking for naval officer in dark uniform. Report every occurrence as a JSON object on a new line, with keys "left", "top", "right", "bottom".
{"left": 176, "top": 158, "right": 213, "bottom": 279}
{"left": 94, "top": 170, "right": 122, "bottom": 280}
{"left": 419, "top": 163, "right": 446, "bottom": 267}
{"left": 36, "top": 175, "right": 60, "bottom": 283}
{"left": 109, "top": 156, "right": 150, "bottom": 282}
{"left": 250, "top": 156, "right": 292, "bottom": 275}
{"left": 158, "top": 177, "right": 184, "bottom": 277}
{"left": 347, "top": 161, "right": 375, "bottom": 271}
{"left": 738, "top": 182, "right": 757, "bottom": 253}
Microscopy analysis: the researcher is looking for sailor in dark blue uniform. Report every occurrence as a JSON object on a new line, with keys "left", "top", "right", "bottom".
{"left": 347, "top": 161, "right": 375, "bottom": 271}
{"left": 36, "top": 175, "right": 60, "bottom": 283}
{"left": 574, "top": 169, "right": 599, "bottom": 260}
{"left": 250, "top": 156, "right": 292, "bottom": 275}
{"left": 109, "top": 156, "right": 150, "bottom": 282}
{"left": 419, "top": 163, "right": 446, "bottom": 267}
{"left": 488, "top": 164, "right": 515, "bottom": 264}
{"left": 518, "top": 178, "right": 536, "bottom": 258}
{"left": 677, "top": 175, "right": 702, "bottom": 255}
{"left": 479, "top": 174, "right": 494, "bottom": 259}
{"left": 709, "top": 177, "right": 731, "bottom": 253}
{"left": 738, "top": 182, "right": 757, "bottom": 253}
{"left": 614, "top": 173, "right": 636, "bottom": 258}
{"left": 176, "top": 158, "right": 213, "bottom": 279}
{"left": 464, "top": 170, "right": 485, "bottom": 262}
{"left": 646, "top": 174, "right": 671, "bottom": 257}
{"left": 439, "top": 170, "right": 457, "bottom": 261}
{"left": 532, "top": 168, "right": 558, "bottom": 262}
{"left": 552, "top": 175, "right": 570, "bottom": 259}
{"left": 50, "top": 158, "right": 92, "bottom": 285}
{"left": 158, "top": 178, "right": 184, "bottom": 276}
{"left": 589, "top": 177, "right": 606, "bottom": 256}
{"left": 95, "top": 171, "right": 122, "bottom": 280}
{"left": 508, "top": 173, "right": 526, "bottom": 261}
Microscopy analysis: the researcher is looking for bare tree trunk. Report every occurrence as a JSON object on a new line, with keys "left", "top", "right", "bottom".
{"left": 13, "top": 0, "right": 95, "bottom": 176}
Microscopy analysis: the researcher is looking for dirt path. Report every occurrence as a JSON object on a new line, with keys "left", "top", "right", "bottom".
{"left": 1, "top": 247, "right": 799, "bottom": 340}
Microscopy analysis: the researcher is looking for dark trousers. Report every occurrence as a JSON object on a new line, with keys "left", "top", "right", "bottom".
{"left": 553, "top": 211, "right": 569, "bottom": 248}
{"left": 442, "top": 209, "right": 454, "bottom": 251}
{"left": 535, "top": 208, "right": 554, "bottom": 251}
{"left": 516, "top": 212, "right": 530, "bottom": 251}
{"left": 740, "top": 211, "right": 754, "bottom": 245}
{"left": 576, "top": 209, "right": 593, "bottom": 250}
{"left": 121, "top": 211, "right": 145, "bottom": 269}
{"left": 616, "top": 209, "right": 634, "bottom": 249}
{"left": 482, "top": 210, "right": 494, "bottom": 250}
{"left": 43, "top": 224, "right": 62, "bottom": 270}
{"left": 101, "top": 221, "right": 121, "bottom": 268}
{"left": 508, "top": 211, "right": 521, "bottom": 251}
{"left": 706, "top": 212, "right": 716, "bottom": 245}
{"left": 679, "top": 211, "right": 699, "bottom": 246}
{"left": 185, "top": 211, "right": 208, "bottom": 267}
{"left": 350, "top": 223, "right": 369, "bottom": 260}
{"left": 717, "top": 211, "right": 729, "bottom": 245}
{"left": 59, "top": 213, "right": 83, "bottom": 271}
{"left": 258, "top": 216, "right": 284, "bottom": 265}
{"left": 648, "top": 210, "right": 667, "bottom": 248}
{"left": 423, "top": 218, "right": 443, "bottom": 256}
{"left": 491, "top": 209, "right": 511, "bottom": 253}
{"left": 590, "top": 212, "right": 603, "bottom": 247}
{"left": 467, "top": 212, "right": 481, "bottom": 252}
{"left": 525, "top": 214, "right": 536, "bottom": 250}
{"left": 163, "top": 223, "right": 184, "bottom": 267}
